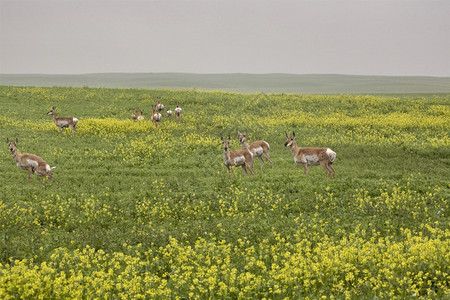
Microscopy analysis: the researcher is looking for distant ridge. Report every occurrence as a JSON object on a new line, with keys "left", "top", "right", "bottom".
{"left": 1, "top": 73, "right": 449, "bottom": 94}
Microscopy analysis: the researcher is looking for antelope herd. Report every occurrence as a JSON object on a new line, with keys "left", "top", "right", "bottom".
{"left": 220, "top": 131, "right": 336, "bottom": 177}
{"left": 132, "top": 98, "right": 182, "bottom": 126}
{"left": 8, "top": 98, "right": 337, "bottom": 180}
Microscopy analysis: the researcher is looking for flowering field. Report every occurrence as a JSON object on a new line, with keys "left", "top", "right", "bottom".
{"left": 0, "top": 86, "right": 448, "bottom": 298}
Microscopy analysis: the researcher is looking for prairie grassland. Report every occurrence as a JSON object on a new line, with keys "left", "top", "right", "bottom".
{"left": 0, "top": 86, "right": 449, "bottom": 298}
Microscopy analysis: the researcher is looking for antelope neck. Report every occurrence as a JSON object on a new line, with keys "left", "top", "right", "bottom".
{"left": 11, "top": 148, "right": 20, "bottom": 161}
{"left": 288, "top": 141, "right": 299, "bottom": 155}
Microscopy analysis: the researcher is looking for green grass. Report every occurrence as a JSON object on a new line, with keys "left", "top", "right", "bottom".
{"left": 0, "top": 86, "right": 449, "bottom": 298}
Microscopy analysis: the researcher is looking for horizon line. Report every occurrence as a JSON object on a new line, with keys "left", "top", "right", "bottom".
{"left": 1, "top": 72, "right": 449, "bottom": 78}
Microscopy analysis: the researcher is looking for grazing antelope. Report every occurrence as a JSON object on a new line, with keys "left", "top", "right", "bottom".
{"left": 238, "top": 131, "right": 273, "bottom": 169}
{"left": 284, "top": 131, "right": 336, "bottom": 178}
{"left": 131, "top": 108, "right": 139, "bottom": 120}
{"left": 221, "top": 136, "right": 254, "bottom": 176}
{"left": 7, "top": 138, "right": 55, "bottom": 180}
{"left": 156, "top": 97, "right": 164, "bottom": 112}
{"left": 166, "top": 109, "right": 173, "bottom": 118}
{"left": 151, "top": 106, "right": 162, "bottom": 126}
{"left": 174, "top": 104, "right": 182, "bottom": 123}
{"left": 46, "top": 106, "right": 78, "bottom": 136}
{"left": 137, "top": 110, "right": 144, "bottom": 121}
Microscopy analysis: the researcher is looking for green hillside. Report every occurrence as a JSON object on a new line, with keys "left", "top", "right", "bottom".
{"left": 1, "top": 73, "right": 449, "bottom": 93}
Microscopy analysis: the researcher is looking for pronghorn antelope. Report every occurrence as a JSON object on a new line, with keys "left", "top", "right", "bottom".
{"left": 284, "top": 131, "right": 336, "bottom": 178}
{"left": 166, "top": 109, "right": 173, "bottom": 118}
{"left": 238, "top": 131, "right": 273, "bottom": 169}
{"left": 137, "top": 110, "right": 144, "bottom": 121}
{"left": 7, "top": 138, "right": 55, "bottom": 180}
{"left": 131, "top": 108, "right": 139, "bottom": 120}
{"left": 151, "top": 106, "right": 162, "bottom": 126}
{"left": 156, "top": 97, "right": 164, "bottom": 112}
{"left": 174, "top": 104, "right": 182, "bottom": 123}
{"left": 221, "top": 136, "right": 254, "bottom": 176}
{"left": 46, "top": 106, "right": 78, "bottom": 135}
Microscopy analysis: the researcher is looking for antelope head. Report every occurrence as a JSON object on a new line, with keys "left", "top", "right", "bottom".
{"left": 238, "top": 131, "right": 247, "bottom": 144}
{"left": 7, "top": 138, "right": 18, "bottom": 154}
{"left": 46, "top": 106, "right": 56, "bottom": 115}
{"left": 284, "top": 131, "right": 296, "bottom": 147}
{"left": 221, "top": 136, "right": 231, "bottom": 152}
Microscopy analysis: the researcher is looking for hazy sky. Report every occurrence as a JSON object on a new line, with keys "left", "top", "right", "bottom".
{"left": 1, "top": 0, "right": 449, "bottom": 76}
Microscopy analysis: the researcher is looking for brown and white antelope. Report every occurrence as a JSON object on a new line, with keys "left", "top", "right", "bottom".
{"left": 46, "top": 106, "right": 78, "bottom": 135}
{"left": 7, "top": 138, "right": 55, "bottom": 180}
{"left": 166, "top": 109, "right": 173, "bottom": 118}
{"left": 131, "top": 108, "right": 139, "bottom": 120}
{"left": 151, "top": 106, "right": 162, "bottom": 126}
{"left": 156, "top": 97, "right": 164, "bottom": 112}
{"left": 221, "top": 136, "right": 254, "bottom": 176}
{"left": 284, "top": 131, "right": 336, "bottom": 178}
{"left": 137, "top": 110, "right": 144, "bottom": 121}
{"left": 174, "top": 104, "right": 182, "bottom": 123}
{"left": 238, "top": 131, "right": 273, "bottom": 169}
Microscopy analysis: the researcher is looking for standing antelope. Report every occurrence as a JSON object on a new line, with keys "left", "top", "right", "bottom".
{"left": 166, "top": 109, "right": 173, "bottom": 118}
{"left": 156, "top": 97, "right": 164, "bottom": 112}
{"left": 238, "top": 131, "right": 273, "bottom": 169}
{"left": 137, "top": 110, "right": 144, "bottom": 121}
{"left": 46, "top": 106, "right": 78, "bottom": 136}
{"left": 151, "top": 106, "right": 162, "bottom": 126}
{"left": 7, "top": 138, "right": 55, "bottom": 180}
{"left": 284, "top": 131, "right": 336, "bottom": 178}
{"left": 221, "top": 136, "right": 254, "bottom": 176}
{"left": 174, "top": 104, "right": 182, "bottom": 123}
{"left": 131, "top": 108, "right": 139, "bottom": 120}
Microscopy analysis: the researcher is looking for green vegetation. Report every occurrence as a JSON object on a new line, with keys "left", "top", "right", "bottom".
{"left": 1, "top": 73, "right": 450, "bottom": 93}
{"left": 0, "top": 86, "right": 449, "bottom": 298}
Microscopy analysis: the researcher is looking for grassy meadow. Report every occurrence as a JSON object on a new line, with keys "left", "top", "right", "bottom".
{"left": 0, "top": 86, "right": 449, "bottom": 298}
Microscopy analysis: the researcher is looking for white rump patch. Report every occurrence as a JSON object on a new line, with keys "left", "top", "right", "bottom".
{"left": 46, "top": 165, "right": 56, "bottom": 172}
{"left": 73, "top": 118, "right": 79, "bottom": 124}
{"left": 326, "top": 148, "right": 336, "bottom": 162}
